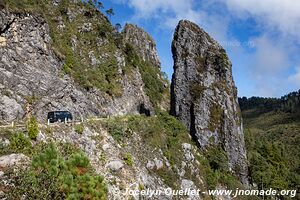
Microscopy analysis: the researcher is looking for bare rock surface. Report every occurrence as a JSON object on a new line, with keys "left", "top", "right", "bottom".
{"left": 123, "top": 23, "right": 161, "bottom": 68}
{"left": 0, "top": 9, "right": 153, "bottom": 122}
{"left": 29, "top": 125, "right": 204, "bottom": 200}
{"left": 171, "top": 20, "right": 248, "bottom": 184}
{"left": 0, "top": 153, "right": 29, "bottom": 168}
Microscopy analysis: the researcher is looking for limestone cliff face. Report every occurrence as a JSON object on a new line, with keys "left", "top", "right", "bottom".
{"left": 123, "top": 23, "right": 160, "bottom": 68}
{"left": 0, "top": 5, "right": 154, "bottom": 122}
{"left": 171, "top": 20, "right": 248, "bottom": 184}
{"left": 122, "top": 23, "right": 170, "bottom": 111}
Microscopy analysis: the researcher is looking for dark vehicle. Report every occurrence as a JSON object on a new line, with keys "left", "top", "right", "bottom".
{"left": 47, "top": 111, "right": 73, "bottom": 123}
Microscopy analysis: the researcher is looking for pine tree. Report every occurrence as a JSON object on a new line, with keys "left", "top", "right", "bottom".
{"left": 114, "top": 23, "right": 122, "bottom": 32}
{"left": 26, "top": 116, "right": 39, "bottom": 140}
{"left": 105, "top": 8, "right": 114, "bottom": 18}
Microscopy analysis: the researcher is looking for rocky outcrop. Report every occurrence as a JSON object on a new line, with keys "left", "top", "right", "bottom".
{"left": 0, "top": 153, "right": 29, "bottom": 168}
{"left": 123, "top": 23, "right": 161, "bottom": 67}
{"left": 0, "top": 8, "right": 153, "bottom": 122}
{"left": 171, "top": 20, "right": 248, "bottom": 184}
{"left": 0, "top": 122, "right": 206, "bottom": 200}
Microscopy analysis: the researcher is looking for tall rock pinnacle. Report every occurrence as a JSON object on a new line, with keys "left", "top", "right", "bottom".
{"left": 123, "top": 23, "right": 161, "bottom": 67}
{"left": 171, "top": 20, "right": 248, "bottom": 184}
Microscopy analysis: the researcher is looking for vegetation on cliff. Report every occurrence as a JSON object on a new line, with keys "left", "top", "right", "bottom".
{"left": 2, "top": 1, "right": 298, "bottom": 199}
{"left": 2, "top": 0, "right": 168, "bottom": 103}
{"left": 105, "top": 112, "right": 249, "bottom": 194}
{"left": 124, "top": 43, "right": 169, "bottom": 109}
{"left": 0, "top": 112, "right": 251, "bottom": 199}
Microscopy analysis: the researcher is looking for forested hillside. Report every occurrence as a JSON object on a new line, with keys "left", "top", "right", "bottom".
{"left": 239, "top": 91, "right": 300, "bottom": 199}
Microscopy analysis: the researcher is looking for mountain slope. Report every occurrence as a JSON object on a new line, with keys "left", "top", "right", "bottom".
{"left": 0, "top": 114, "right": 206, "bottom": 199}
{"left": 0, "top": 1, "right": 254, "bottom": 199}
{"left": 0, "top": 0, "right": 168, "bottom": 122}
{"left": 239, "top": 94, "right": 300, "bottom": 199}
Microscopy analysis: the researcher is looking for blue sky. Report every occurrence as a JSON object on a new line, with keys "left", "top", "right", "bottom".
{"left": 101, "top": 0, "right": 300, "bottom": 97}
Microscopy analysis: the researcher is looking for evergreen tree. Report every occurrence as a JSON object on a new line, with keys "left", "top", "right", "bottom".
{"left": 9, "top": 144, "right": 107, "bottom": 199}
{"left": 105, "top": 8, "right": 114, "bottom": 18}
{"left": 26, "top": 116, "right": 39, "bottom": 140}
{"left": 114, "top": 23, "right": 122, "bottom": 32}
{"left": 97, "top": 1, "right": 104, "bottom": 10}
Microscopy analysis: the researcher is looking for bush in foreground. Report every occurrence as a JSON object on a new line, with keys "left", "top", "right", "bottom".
{"left": 8, "top": 143, "right": 107, "bottom": 200}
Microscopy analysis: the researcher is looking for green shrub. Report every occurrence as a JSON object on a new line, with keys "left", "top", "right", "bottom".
{"left": 206, "top": 170, "right": 220, "bottom": 189}
{"left": 99, "top": 153, "right": 106, "bottom": 162}
{"left": 196, "top": 152, "right": 243, "bottom": 191}
{"left": 123, "top": 153, "right": 133, "bottom": 166}
{"left": 9, "top": 144, "right": 107, "bottom": 199}
{"left": 208, "top": 104, "right": 223, "bottom": 132}
{"left": 139, "top": 61, "right": 167, "bottom": 108}
{"left": 124, "top": 43, "right": 139, "bottom": 63}
{"left": 9, "top": 132, "right": 31, "bottom": 152}
{"left": 45, "top": 126, "right": 53, "bottom": 134}
{"left": 138, "top": 183, "right": 145, "bottom": 191}
{"left": 26, "top": 116, "right": 39, "bottom": 140}
{"left": 98, "top": 21, "right": 113, "bottom": 37}
{"left": 107, "top": 117, "right": 131, "bottom": 142}
{"left": 24, "top": 95, "right": 38, "bottom": 105}
{"left": 156, "top": 167, "right": 179, "bottom": 189}
{"left": 62, "top": 63, "right": 71, "bottom": 74}
{"left": 74, "top": 124, "right": 84, "bottom": 134}
{"left": 106, "top": 113, "right": 190, "bottom": 188}
{"left": 205, "top": 146, "right": 228, "bottom": 171}
{"left": 190, "top": 82, "right": 206, "bottom": 100}
{"left": 124, "top": 43, "right": 168, "bottom": 108}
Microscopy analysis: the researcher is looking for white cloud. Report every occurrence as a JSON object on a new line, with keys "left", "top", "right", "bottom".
{"left": 113, "top": 0, "right": 300, "bottom": 97}
{"left": 219, "top": 0, "right": 300, "bottom": 96}
{"left": 120, "top": 0, "right": 194, "bottom": 17}
{"left": 222, "top": 0, "right": 300, "bottom": 41}
{"left": 289, "top": 67, "right": 300, "bottom": 88}
{"left": 115, "top": 0, "right": 231, "bottom": 42}
{"left": 235, "top": 34, "right": 296, "bottom": 97}
{"left": 250, "top": 35, "right": 291, "bottom": 77}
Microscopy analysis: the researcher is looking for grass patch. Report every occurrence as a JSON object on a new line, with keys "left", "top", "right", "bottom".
{"left": 124, "top": 43, "right": 169, "bottom": 109}
{"left": 208, "top": 104, "right": 223, "bottom": 132}
{"left": 106, "top": 112, "right": 190, "bottom": 187}
{"left": 123, "top": 153, "right": 133, "bottom": 166}
{"left": 74, "top": 123, "right": 84, "bottom": 134}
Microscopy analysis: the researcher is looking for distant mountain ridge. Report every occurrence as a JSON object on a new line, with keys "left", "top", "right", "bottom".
{"left": 239, "top": 89, "right": 300, "bottom": 113}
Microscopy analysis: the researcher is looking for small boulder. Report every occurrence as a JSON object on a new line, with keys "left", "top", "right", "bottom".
{"left": 182, "top": 143, "right": 192, "bottom": 151}
{"left": 154, "top": 158, "right": 163, "bottom": 169}
{"left": 0, "top": 96, "right": 24, "bottom": 122}
{"left": 107, "top": 160, "right": 124, "bottom": 172}
{"left": 146, "top": 160, "right": 155, "bottom": 170}
{"left": 102, "top": 143, "right": 110, "bottom": 151}
{"left": 0, "top": 154, "right": 29, "bottom": 168}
